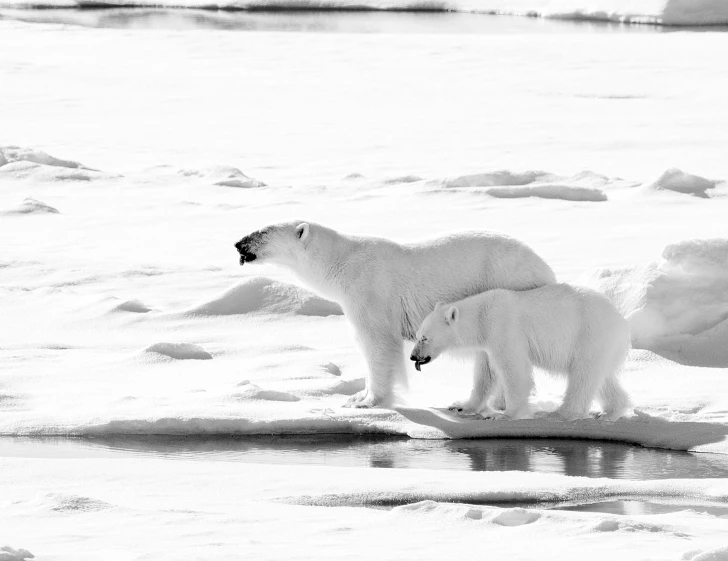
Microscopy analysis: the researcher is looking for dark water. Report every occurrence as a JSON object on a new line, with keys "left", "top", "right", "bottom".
{"left": 3, "top": 434, "right": 728, "bottom": 480}
{"left": 5, "top": 436, "right": 728, "bottom": 516}
{"left": 0, "top": 8, "right": 667, "bottom": 33}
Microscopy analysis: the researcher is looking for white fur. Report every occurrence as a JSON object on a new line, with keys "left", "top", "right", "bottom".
{"left": 235, "top": 221, "right": 556, "bottom": 408}
{"left": 412, "top": 284, "right": 632, "bottom": 420}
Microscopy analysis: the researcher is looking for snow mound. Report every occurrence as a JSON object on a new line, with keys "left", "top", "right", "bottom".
{"left": 320, "top": 362, "right": 342, "bottom": 376}
{"left": 642, "top": 168, "right": 717, "bottom": 198}
{"left": 684, "top": 546, "right": 728, "bottom": 561}
{"left": 435, "top": 170, "right": 609, "bottom": 201}
{"left": 0, "top": 546, "right": 34, "bottom": 561}
{"left": 144, "top": 342, "right": 213, "bottom": 360}
{"left": 178, "top": 165, "right": 265, "bottom": 188}
{"left": 35, "top": 493, "right": 113, "bottom": 513}
{"left": 1, "top": 197, "right": 59, "bottom": 215}
{"left": 0, "top": 160, "right": 109, "bottom": 182}
{"left": 491, "top": 508, "right": 541, "bottom": 526}
{"left": 231, "top": 383, "right": 300, "bottom": 402}
{"left": 188, "top": 276, "right": 343, "bottom": 317}
{"left": 299, "top": 377, "right": 366, "bottom": 397}
{"left": 440, "top": 170, "right": 549, "bottom": 188}
{"left": 383, "top": 175, "right": 423, "bottom": 184}
{"left": 111, "top": 299, "right": 152, "bottom": 313}
{"left": 0, "top": 145, "right": 87, "bottom": 169}
{"left": 580, "top": 238, "right": 728, "bottom": 366}
{"left": 485, "top": 184, "right": 607, "bottom": 202}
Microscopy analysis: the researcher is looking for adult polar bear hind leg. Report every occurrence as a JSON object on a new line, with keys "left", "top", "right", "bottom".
{"left": 234, "top": 221, "right": 556, "bottom": 408}
{"left": 410, "top": 284, "right": 632, "bottom": 420}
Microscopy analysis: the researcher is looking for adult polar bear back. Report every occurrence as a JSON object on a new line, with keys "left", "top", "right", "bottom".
{"left": 234, "top": 221, "right": 556, "bottom": 408}
{"left": 411, "top": 284, "right": 632, "bottom": 420}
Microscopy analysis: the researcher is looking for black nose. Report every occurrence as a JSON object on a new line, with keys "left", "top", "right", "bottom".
{"left": 234, "top": 240, "right": 245, "bottom": 252}
{"left": 411, "top": 356, "right": 431, "bottom": 372}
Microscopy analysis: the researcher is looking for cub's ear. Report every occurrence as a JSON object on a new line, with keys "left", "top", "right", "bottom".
{"left": 445, "top": 306, "right": 459, "bottom": 325}
{"left": 295, "top": 223, "right": 310, "bottom": 241}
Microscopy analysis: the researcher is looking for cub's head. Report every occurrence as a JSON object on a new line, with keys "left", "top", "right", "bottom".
{"left": 234, "top": 221, "right": 312, "bottom": 268}
{"left": 410, "top": 302, "right": 459, "bottom": 371}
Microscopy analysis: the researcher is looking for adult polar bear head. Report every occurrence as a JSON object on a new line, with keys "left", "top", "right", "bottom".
{"left": 234, "top": 221, "right": 350, "bottom": 301}
{"left": 234, "top": 220, "right": 556, "bottom": 408}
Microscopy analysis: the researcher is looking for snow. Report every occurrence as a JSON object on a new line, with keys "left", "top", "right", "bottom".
{"left": 1, "top": 13, "right": 728, "bottom": 561}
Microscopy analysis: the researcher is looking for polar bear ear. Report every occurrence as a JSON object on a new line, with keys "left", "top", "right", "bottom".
{"left": 434, "top": 301, "right": 445, "bottom": 310}
{"left": 445, "top": 306, "right": 459, "bottom": 325}
{"left": 295, "top": 223, "right": 310, "bottom": 241}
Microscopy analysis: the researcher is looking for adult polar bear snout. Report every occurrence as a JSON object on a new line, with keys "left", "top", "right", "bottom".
{"left": 234, "top": 222, "right": 310, "bottom": 266}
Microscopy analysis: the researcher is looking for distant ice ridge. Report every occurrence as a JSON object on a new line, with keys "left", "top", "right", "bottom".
{"left": 1, "top": 0, "right": 727, "bottom": 25}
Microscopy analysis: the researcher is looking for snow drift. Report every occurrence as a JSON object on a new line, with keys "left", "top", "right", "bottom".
{"left": 0, "top": 197, "right": 59, "bottom": 215}
{"left": 178, "top": 165, "right": 265, "bottom": 188}
{"left": 0, "top": 546, "right": 34, "bottom": 561}
{"left": 187, "top": 276, "right": 343, "bottom": 317}
{"left": 434, "top": 170, "right": 610, "bottom": 202}
{"left": 0, "top": 146, "right": 87, "bottom": 170}
{"left": 581, "top": 238, "right": 728, "bottom": 367}
{"left": 641, "top": 168, "right": 718, "bottom": 198}
{"left": 144, "top": 342, "right": 213, "bottom": 360}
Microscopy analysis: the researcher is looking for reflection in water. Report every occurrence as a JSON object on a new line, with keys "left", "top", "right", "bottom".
{"left": 0, "top": 8, "right": 667, "bottom": 34}
{"left": 558, "top": 499, "right": 728, "bottom": 516}
{"left": 2, "top": 434, "right": 728, "bottom": 481}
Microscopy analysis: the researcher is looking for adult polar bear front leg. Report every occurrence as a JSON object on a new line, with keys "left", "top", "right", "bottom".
{"left": 345, "top": 327, "right": 407, "bottom": 408}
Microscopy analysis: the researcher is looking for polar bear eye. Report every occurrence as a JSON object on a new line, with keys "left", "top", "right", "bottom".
{"left": 421, "top": 336, "right": 428, "bottom": 343}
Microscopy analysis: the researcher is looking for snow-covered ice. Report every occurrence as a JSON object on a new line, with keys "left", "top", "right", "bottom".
{"left": 1, "top": 12, "right": 728, "bottom": 561}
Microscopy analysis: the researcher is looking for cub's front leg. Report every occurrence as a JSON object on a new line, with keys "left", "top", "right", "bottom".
{"left": 449, "top": 351, "right": 500, "bottom": 416}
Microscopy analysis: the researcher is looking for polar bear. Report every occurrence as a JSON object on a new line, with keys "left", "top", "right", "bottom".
{"left": 410, "top": 284, "right": 631, "bottom": 421}
{"left": 234, "top": 221, "right": 556, "bottom": 408}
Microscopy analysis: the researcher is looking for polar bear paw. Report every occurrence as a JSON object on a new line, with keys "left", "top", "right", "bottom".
{"left": 343, "top": 390, "right": 379, "bottom": 408}
{"left": 480, "top": 412, "right": 511, "bottom": 421}
{"left": 448, "top": 401, "right": 480, "bottom": 416}
{"left": 591, "top": 411, "right": 629, "bottom": 422}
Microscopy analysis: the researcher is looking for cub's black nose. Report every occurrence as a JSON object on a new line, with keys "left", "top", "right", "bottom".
{"left": 411, "top": 356, "right": 431, "bottom": 371}
{"left": 234, "top": 240, "right": 245, "bottom": 252}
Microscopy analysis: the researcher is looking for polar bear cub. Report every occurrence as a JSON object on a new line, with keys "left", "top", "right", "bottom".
{"left": 410, "top": 284, "right": 632, "bottom": 421}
